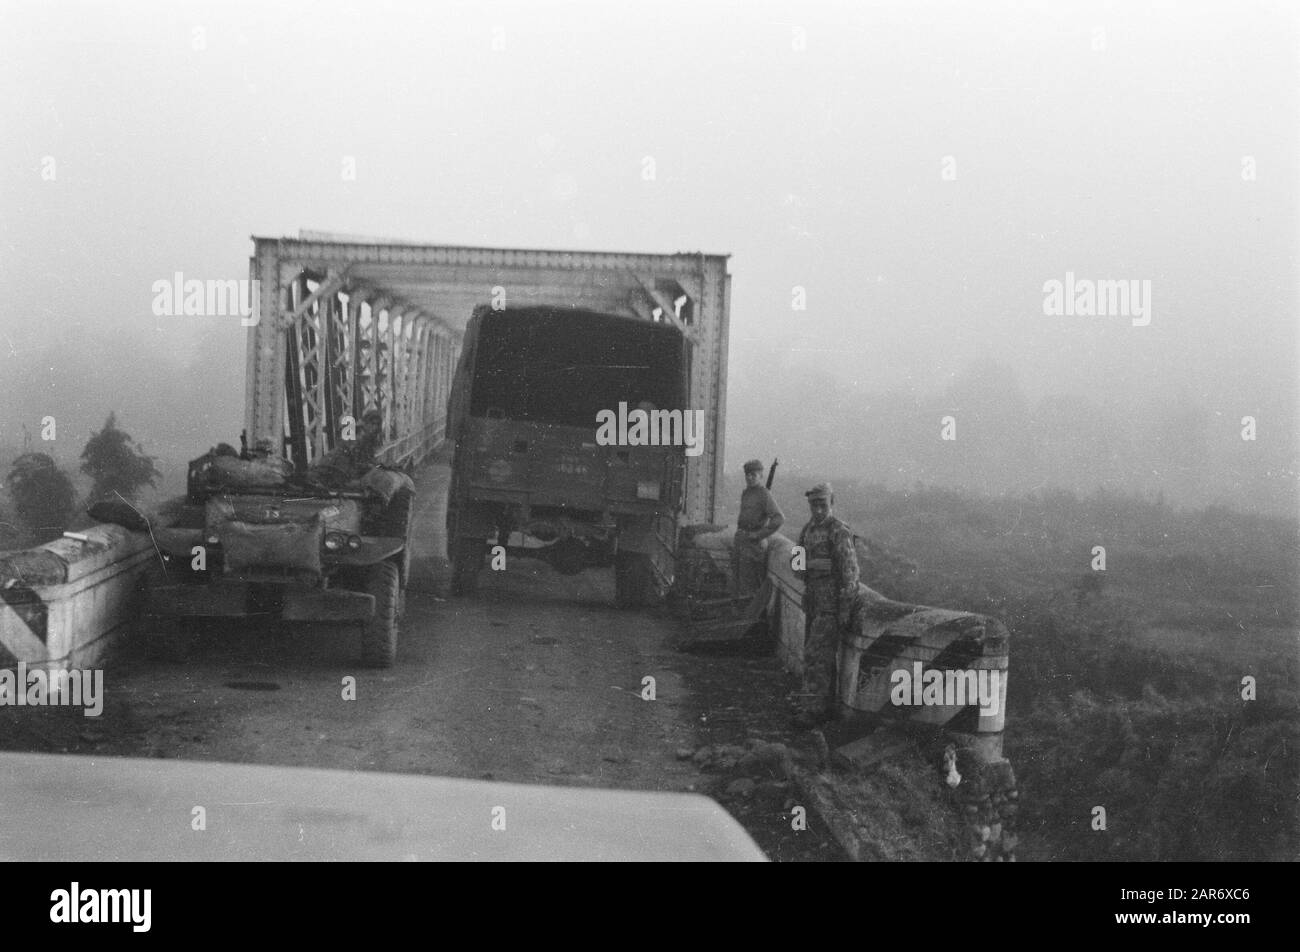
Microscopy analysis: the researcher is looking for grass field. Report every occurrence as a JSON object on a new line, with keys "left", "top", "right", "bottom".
{"left": 755, "top": 479, "right": 1299, "bottom": 861}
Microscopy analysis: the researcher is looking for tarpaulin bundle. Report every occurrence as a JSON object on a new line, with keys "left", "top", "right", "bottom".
{"left": 210, "top": 455, "right": 293, "bottom": 488}
{"left": 0, "top": 525, "right": 134, "bottom": 588}
{"left": 219, "top": 518, "right": 324, "bottom": 577}
{"left": 0, "top": 549, "right": 68, "bottom": 587}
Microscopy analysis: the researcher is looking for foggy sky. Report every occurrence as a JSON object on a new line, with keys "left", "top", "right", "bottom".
{"left": 1, "top": 0, "right": 1296, "bottom": 514}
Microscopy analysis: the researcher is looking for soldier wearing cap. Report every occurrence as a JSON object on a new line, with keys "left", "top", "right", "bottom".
{"left": 794, "top": 482, "right": 862, "bottom": 726}
{"left": 733, "top": 459, "right": 784, "bottom": 598}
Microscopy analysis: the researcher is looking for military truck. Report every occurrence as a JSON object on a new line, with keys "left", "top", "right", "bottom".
{"left": 445, "top": 305, "right": 688, "bottom": 606}
{"left": 143, "top": 447, "right": 415, "bottom": 666}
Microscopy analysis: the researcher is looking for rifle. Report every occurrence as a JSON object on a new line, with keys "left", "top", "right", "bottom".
{"left": 765, "top": 457, "right": 778, "bottom": 490}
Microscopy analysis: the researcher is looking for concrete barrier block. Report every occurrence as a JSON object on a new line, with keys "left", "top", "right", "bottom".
{"left": 0, "top": 525, "right": 156, "bottom": 671}
{"left": 838, "top": 601, "right": 1010, "bottom": 737}
{"left": 762, "top": 531, "right": 1011, "bottom": 760}
{"left": 764, "top": 534, "right": 805, "bottom": 675}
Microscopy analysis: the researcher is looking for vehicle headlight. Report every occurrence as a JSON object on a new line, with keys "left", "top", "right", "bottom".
{"left": 324, "top": 531, "right": 346, "bottom": 551}
{"left": 347, "top": 535, "right": 361, "bottom": 550}
{"left": 637, "top": 480, "right": 661, "bottom": 500}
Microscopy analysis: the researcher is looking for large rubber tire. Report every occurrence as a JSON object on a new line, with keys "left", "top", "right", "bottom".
{"left": 450, "top": 536, "right": 483, "bottom": 596}
{"left": 614, "top": 552, "right": 655, "bottom": 609}
{"left": 359, "top": 561, "right": 400, "bottom": 668}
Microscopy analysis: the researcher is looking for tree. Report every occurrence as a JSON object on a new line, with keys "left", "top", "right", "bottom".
{"left": 79, "top": 412, "right": 161, "bottom": 503}
{"left": 4, "top": 453, "right": 76, "bottom": 544}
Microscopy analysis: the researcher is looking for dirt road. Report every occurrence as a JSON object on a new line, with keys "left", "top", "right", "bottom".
{"left": 0, "top": 463, "right": 843, "bottom": 861}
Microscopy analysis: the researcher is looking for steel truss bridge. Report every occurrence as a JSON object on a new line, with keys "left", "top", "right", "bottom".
{"left": 247, "top": 232, "right": 732, "bottom": 523}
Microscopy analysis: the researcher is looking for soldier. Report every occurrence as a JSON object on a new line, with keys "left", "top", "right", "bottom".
{"left": 793, "top": 482, "right": 862, "bottom": 728}
{"left": 310, "top": 409, "right": 384, "bottom": 488}
{"left": 733, "top": 459, "right": 784, "bottom": 598}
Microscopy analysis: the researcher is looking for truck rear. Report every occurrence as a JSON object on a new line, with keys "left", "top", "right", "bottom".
{"left": 445, "top": 305, "right": 689, "bottom": 606}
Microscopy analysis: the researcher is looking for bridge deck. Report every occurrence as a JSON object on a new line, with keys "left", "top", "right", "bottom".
{"left": 0, "top": 460, "right": 842, "bottom": 861}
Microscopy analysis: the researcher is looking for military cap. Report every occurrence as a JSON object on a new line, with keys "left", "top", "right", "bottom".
{"left": 805, "top": 482, "right": 833, "bottom": 500}
{"left": 743, "top": 459, "right": 764, "bottom": 473}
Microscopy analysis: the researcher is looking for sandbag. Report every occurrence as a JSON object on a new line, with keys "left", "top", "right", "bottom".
{"left": 361, "top": 467, "right": 414, "bottom": 506}
{"left": 674, "top": 523, "right": 737, "bottom": 598}
{"left": 210, "top": 455, "right": 293, "bottom": 488}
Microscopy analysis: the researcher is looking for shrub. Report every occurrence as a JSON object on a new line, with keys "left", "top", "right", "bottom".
{"left": 79, "top": 412, "right": 160, "bottom": 503}
{"left": 4, "top": 452, "right": 76, "bottom": 544}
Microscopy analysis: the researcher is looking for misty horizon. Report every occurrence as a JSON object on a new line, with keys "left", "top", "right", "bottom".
{"left": 2, "top": 0, "right": 1296, "bottom": 518}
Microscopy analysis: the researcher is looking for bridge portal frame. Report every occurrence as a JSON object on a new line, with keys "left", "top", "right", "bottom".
{"left": 247, "top": 235, "right": 731, "bottom": 524}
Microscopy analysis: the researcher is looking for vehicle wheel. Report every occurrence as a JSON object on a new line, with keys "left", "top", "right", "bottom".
{"left": 359, "top": 561, "right": 400, "bottom": 668}
{"left": 450, "top": 536, "right": 483, "bottom": 596}
{"left": 144, "top": 615, "right": 199, "bottom": 663}
{"left": 614, "top": 552, "right": 655, "bottom": 608}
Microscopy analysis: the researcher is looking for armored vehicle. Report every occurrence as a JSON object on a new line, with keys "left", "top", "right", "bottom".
{"left": 144, "top": 447, "right": 415, "bottom": 666}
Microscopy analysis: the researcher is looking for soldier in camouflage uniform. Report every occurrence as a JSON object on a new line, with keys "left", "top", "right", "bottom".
{"left": 793, "top": 482, "right": 862, "bottom": 727}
